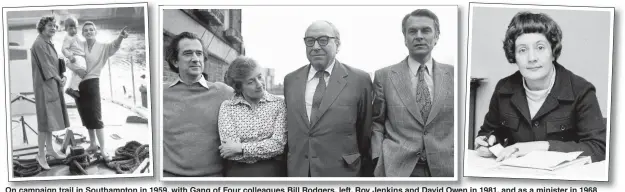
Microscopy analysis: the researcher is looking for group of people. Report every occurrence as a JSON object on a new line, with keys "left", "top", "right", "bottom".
{"left": 162, "top": 9, "right": 605, "bottom": 177}
{"left": 30, "top": 15, "right": 128, "bottom": 169}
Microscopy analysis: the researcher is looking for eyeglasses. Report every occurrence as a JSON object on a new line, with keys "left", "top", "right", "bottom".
{"left": 303, "top": 36, "right": 338, "bottom": 47}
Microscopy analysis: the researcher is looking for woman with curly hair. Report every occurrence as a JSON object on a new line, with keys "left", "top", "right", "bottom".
{"left": 474, "top": 12, "right": 606, "bottom": 163}
{"left": 30, "top": 16, "right": 70, "bottom": 169}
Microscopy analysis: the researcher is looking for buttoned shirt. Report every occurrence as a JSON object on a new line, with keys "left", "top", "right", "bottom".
{"left": 218, "top": 93, "right": 287, "bottom": 164}
{"left": 407, "top": 56, "right": 434, "bottom": 100}
{"left": 305, "top": 60, "right": 336, "bottom": 122}
{"left": 169, "top": 74, "right": 209, "bottom": 89}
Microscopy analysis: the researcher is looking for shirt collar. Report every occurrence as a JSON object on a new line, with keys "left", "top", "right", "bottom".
{"left": 169, "top": 74, "right": 210, "bottom": 89}
{"left": 229, "top": 92, "right": 279, "bottom": 106}
{"left": 407, "top": 56, "right": 433, "bottom": 77}
{"left": 307, "top": 59, "right": 336, "bottom": 82}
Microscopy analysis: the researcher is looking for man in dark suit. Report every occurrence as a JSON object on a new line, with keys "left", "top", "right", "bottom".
{"left": 371, "top": 9, "right": 455, "bottom": 177}
{"left": 284, "top": 20, "right": 373, "bottom": 177}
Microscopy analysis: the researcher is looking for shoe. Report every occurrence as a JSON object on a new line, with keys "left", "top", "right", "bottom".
{"left": 65, "top": 88, "right": 80, "bottom": 100}
{"left": 36, "top": 153, "right": 51, "bottom": 170}
{"left": 101, "top": 152, "right": 113, "bottom": 162}
{"left": 86, "top": 145, "right": 100, "bottom": 153}
{"left": 46, "top": 150, "right": 67, "bottom": 159}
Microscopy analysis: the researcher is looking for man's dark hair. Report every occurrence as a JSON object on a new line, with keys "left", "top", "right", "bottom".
{"left": 402, "top": 9, "right": 440, "bottom": 38}
{"left": 165, "top": 32, "right": 206, "bottom": 73}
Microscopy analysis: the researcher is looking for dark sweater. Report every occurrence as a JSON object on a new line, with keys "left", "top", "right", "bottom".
{"left": 162, "top": 81, "right": 234, "bottom": 176}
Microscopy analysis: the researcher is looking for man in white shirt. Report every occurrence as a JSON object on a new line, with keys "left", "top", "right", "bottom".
{"left": 283, "top": 20, "right": 373, "bottom": 177}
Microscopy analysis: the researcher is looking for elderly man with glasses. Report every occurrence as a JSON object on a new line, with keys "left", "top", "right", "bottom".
{"left": 283, "top": 20, "right": 374, "bottom": 177}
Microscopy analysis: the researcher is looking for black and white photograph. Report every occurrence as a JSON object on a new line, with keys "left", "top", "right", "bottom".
{"left": 4, "top": 2, "right": 152, "bottom": 181}
{"left": 464, "top": 3, "right": 613, "bottom": 181}
{"left": 159, "top": 6, "right": 457, "bottom": 180}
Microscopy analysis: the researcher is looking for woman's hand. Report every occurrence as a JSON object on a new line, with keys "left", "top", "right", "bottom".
{"left": 495, "top": 141, "right": 550, "bottom": 162}
{"left": 474, "top": 135, "right": 496, "bottom": 157}
{"left": 75, "top": 69, "right": 88, "bottom": 78}
{"left": 68, "top": 55, "right": 76, "bottom": 63}
{"left": 119, "top": 26, "right": 129, "bottom": 39}
{"left": 55, "top": 76, "right": 66, "bottom": 86}
{"left": 219, "top": 139, "right": 243, "bottom": 159}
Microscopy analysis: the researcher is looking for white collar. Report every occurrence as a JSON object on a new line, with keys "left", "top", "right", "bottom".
{"left": 169, "top": 74, "right": 210, "bottom": 89}
{"left": 407, "top": 56, "right": 433, "bottom": 76}
{"left": 307, "top": 59, "right": 336, "bottom": 82}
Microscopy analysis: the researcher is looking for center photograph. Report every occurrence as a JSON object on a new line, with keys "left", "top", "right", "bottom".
{"left": 158, "top": 5, "right": 458, "bottom": 181}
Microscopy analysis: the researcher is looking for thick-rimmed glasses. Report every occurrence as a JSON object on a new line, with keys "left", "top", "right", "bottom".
{"left": 303, "top": 36, "right": 338, "bottom": 47}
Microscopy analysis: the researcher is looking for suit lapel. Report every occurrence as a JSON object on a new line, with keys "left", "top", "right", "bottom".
{"left": 425, "top": 60, "right": 450, "bottom": 126}
{"left": 390, "top": 59, "right": 425, "bottom": 125}
{"left": 311, "top": 61, "right": 348, "bottom": 127}
{"left": 292, "top": 65, "right": 311, "bottom": 129}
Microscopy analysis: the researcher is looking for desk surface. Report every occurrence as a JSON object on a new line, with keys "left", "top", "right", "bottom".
{"left": 464, "top": 150, "right": 608, "bottom": 181}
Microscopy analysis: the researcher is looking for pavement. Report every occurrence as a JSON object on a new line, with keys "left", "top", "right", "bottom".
{"left": 10, "top": 95, "right": 151, "bottom": 177}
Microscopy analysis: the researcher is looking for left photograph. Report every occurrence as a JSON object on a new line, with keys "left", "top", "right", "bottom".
{"left": 4, "top": 2, "right": 152, "bottom": 181}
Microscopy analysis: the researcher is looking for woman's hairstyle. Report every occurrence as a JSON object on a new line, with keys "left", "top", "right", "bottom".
{"left": 36, "top": 16, "right": 56, "bottom": 34}
{"left": 503, "top": 11, "right": 563, "bottom": 63}
{"left": 165, "top": 32, "right": 206, "bottom": 73}
{"left": 82, "top": 21, "right": 97, "bottom": 31}
{"left": 224, "top": 56, "right": 259, "bottom": 96}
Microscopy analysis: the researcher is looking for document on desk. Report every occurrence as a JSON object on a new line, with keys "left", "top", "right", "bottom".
{"left": 501, "top": 151, "right": 591, "bottom": 171}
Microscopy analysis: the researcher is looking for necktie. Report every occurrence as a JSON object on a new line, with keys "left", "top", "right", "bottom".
{"left": 416, "top": 65, "right": 432, "bottom": 122}
{"left": 310, "top": 70, "right": 327, "bottom": 125}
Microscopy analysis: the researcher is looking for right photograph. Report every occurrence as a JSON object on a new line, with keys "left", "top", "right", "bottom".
{"left": 464, "top": 3, "right": 613, "bottom": 181}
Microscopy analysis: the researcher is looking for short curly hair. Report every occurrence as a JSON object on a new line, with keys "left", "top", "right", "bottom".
{"left": 224, "top": 56, "right": 259, "bottom": 96}
{"left": 503, "top": 11, "right": 563, "bottom": 64}
{"left": 165, "top": 32, "right": 207, "bottom": 73}
{"left": 36, "top": 16, "right": 56, "bottom": 34}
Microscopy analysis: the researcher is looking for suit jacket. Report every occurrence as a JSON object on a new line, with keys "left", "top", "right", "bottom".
{"left": 477, "top": 62, "right": 606, "bottom": 162}
{"left": 371, "top": 58, "right": 454, "bottom": 177}
{"left": 284, "top": 60, "right": 373, "bottom": 177}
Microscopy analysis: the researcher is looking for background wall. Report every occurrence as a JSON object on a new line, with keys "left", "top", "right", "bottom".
{"left": 470, "top": 6, "right": 612, "bottom": 138}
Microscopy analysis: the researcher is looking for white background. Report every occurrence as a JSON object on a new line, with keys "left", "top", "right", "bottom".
{"left": 1, "top": 0, "right": 624, "bottom": 190}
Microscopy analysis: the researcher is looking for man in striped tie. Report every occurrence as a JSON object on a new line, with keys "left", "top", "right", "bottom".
{"left": 283, "top": 20, "right": 374, "bottom": 177}
{"left": 371, "top": 9, "right": 455, "bottom": 177}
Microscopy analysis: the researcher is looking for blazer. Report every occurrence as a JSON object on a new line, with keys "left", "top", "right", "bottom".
{"left": 371, "top": 58, "right": 455, "bottom": 177}
{"left": 284, "top": 60, "right": 373, "bottom": 177}
{"left": 477, "top": 63, "right": 606, "bottom": 162}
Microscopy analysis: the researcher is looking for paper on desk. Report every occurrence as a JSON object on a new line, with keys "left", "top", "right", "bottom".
{"left": 489, "top": 144, "right": 504, "bottom": 157}
{"left": 501, "top": 151, "right": 585, "bottom": 171}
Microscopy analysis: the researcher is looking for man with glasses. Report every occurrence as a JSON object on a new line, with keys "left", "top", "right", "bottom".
{"left": 371, "top": 9, "right": 454, "bottom": 177}
{"left": 283, "top": 20, "right": 373, "bottom": 177}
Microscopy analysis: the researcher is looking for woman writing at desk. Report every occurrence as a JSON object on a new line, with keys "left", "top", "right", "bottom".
{"left": 474, "top": 12, "right": 606, "bottom": 163}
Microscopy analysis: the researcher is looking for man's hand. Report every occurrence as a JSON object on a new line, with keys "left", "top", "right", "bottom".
{"left": 474, "top": 135, "right": 496, "bottom": 157}
{"left": 219, "top": 139, "right": 243, "bottom": 159}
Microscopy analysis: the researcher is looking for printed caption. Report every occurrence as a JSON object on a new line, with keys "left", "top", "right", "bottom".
{"left": 4, "top": 187, "right": 600, "bottom": 192}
